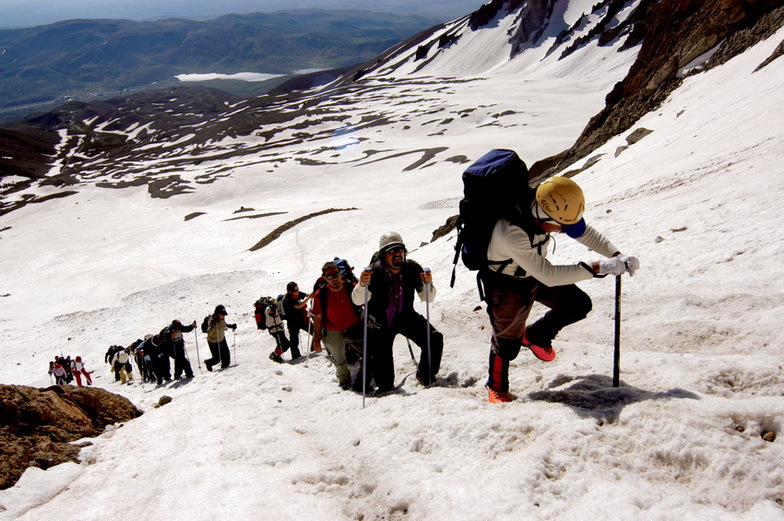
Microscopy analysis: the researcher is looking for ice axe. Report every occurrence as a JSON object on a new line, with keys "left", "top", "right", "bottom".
{"left": 424, "top": 267, "right": 432, "bottom": 386}
{"left": 612, "top": 275, "right": 622, "bottom": 387}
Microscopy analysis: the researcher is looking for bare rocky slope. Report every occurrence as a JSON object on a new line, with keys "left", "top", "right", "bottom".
{"left": 0, "top": 385, "right": 143, "bottom": 489}
{"left": 1, "top": 0, "right": 782, "bottom": 216}
{"left": 530, "top": 0, "right": 784, "bottom": 177}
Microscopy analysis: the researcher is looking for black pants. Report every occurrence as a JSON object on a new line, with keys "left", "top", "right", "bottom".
{"left": 287, "top": 321, "right": 311, "bottom": 357}
{"left": 271, "top": 330, "right": 298, "bottom": 358}
{"left": 142, "top": 358, "right": 156, "bottom": 382}
{"left": 367, "top": 312, "right": 443, "bottom": 392}
{"left": 206, "top": 339, "right": 231, "bottom": 368}
{"left": 152, "top": 354, "right": 172, "bottom": 384}
{"left": 484, "top": 274, "right": 592, "bottom": 392}
{"left": 173, "top": 346, "right": 193, "bottom": 378}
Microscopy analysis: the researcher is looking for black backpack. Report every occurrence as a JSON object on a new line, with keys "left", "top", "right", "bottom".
{"left": 201, "top": 315, "right": 211, "bottom": 333}
{"left": 253, "top": 298, "right": 268, "bottom": 330}
{"left": 276, "top": 294, "right": 286, "bottom": 320}
{"left": 450, "top": 149, "right": 535, "bottom": 288}
{"left": 333, "top": 257, "right": 359, "bottom": 284}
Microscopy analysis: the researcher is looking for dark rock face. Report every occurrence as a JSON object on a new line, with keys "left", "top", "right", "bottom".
{"left": 468, "top": 0, "right": 527, "bottom": 31}
{"left": 0, "top": 384, "right": 143, "bottom": 490}
{"left": 507, "top": 0, "right": 555, "bottom": 52}
{"left": 530, "top": 0, "right": 784, "bottom": 178}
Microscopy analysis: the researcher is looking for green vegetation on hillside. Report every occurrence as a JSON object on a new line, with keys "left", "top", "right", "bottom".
{"left": 0, "top": 9, "right": 439, "bottom": 123}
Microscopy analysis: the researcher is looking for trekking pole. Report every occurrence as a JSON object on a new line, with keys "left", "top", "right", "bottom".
{"left": 306, "top": 300, "right": 315, "bottom": 366}
{"left": 362, "top": 267, "right": 371, "bottom": 409}
{"left": 612, "top": 275, "right": 622, "bottom": 387}
{"left": 305, "top": 332, "right": 311, "bottom": 367}
{"left": 233, "top": 328, "right": 237, "bottom": 366}
{"left": 194, "top": 330, "right": 203, "bottom": 373}
{"left": 137, "top": 353, "right": 145, "bottom": 392}
{"left": 424, "top": 267, "right": 432, "bottom": 386}
{"left": 405, "top": 338, "right": 417, "bottom": 364}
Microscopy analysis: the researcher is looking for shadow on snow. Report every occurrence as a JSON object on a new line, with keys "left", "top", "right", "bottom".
{"left": 527, "top": 374, "right": 700, "bottom": 423}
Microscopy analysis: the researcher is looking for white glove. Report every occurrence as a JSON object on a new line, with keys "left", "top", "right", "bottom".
{"left": 617, "top": 254, "right": 640, "bottom": 276}
{"left": 597, "top": 257, "right": 625, "bottom": 276}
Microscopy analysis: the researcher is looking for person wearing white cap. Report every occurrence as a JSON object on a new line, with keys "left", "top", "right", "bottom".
{"left": 353, "top": 231, "right": 444, "bottom": 393}
{"left": 483, "top": 176, "right": 640, "bottom": 403}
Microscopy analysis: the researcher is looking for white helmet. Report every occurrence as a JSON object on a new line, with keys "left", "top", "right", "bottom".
{"left": 378, "top": 231, "right": 405, "bottom": 252}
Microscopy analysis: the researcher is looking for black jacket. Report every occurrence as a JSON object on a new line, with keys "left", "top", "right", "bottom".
{"left": 365, "top": 259, "right": 426, "bottom": 330}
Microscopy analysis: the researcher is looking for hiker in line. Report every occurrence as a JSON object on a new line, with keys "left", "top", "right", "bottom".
{"left": 482, "top": 176, "right": 640, "bottom": 403}
{"left": 72, "top": 355, "right": 93, "bottom": 386}
{"left": 166, "top": 319, "right": 196, "bottom": 379}
{"left": 267, "top": 297, "right": 296, "bottom": 363}
{"left": 144, "top": 331, "right": 173, "bottom": 384}
{"left": 105, "top": 346, "right": 124, "bottom": 381}
{"left": 51, "top": 356, "right": 73, "bottom": 383}
{"left": 282, "top": 282, "right": 311, "bottom": 357}
{"left": 111, "top": 346, "right": 134, "bottom": 384}
{"left": 62, "top": 356, "right": 74, "bottom": 383}
{"left": 311, "top": 261, "right": 364, "bottom": 390}
{"left": 51, "top": 361, "right": 68, "bottom": 385}
{"left": 105, "top": 345, "right": 123, "bottom": 380}
{"left": 131, "top": 337, "right": 157, "bottom": 383}
{"left": 204, "top": 305, "right": 236, "bottom": 371}
{"left": 353, "top": 232, "right": 444, "bottom": 393}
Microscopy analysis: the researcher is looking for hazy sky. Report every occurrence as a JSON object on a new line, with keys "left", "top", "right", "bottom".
{"left": 1, "top": 0, "right": 483, "bottom": 29}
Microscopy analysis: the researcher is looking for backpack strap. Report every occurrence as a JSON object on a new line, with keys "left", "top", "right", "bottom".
{"left": 450, "top": 232, "right": 462, "bottom": 288}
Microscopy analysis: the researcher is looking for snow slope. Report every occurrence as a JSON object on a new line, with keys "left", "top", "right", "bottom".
{"left": 0, "top": 7, "right": 783, "bottom": 521}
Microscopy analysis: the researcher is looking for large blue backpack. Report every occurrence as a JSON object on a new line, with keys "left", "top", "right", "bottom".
{"left": 450, "top": 149, "right": 535, "bottom": 290}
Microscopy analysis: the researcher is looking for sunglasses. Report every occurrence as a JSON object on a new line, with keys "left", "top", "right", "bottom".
{"left": 324, "top": 272, "right": 341, "bottom": 280}
{"left": 386, "top": 246, "right": 406, "bottom": 255}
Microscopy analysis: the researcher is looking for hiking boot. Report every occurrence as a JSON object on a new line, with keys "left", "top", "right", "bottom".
{"left": 416, "top": 372, "right": 435, "bottom": 386}
{"left": 204, "top": 361, "right": 212, "bottom": 372}
{"left": 523, "top": 339, "right": 556, "bottom": 362}
{"left": 269, "top": 352, "right": 284, "bottom": 364}
{"left": 352, "top": 377, "right": 375, "bottom": 395}
{"left": 486, "top": 386, "right": 516, "bottom": 403}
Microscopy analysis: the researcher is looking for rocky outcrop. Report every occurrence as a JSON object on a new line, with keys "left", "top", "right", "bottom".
{"left": 507, "top": 0, "right": 556, "bottom": 53}
{"left": 468, "top": 0, "right": 527, "bottom": 31}
{"left": 530, "top": 0, "right": 784, "bottom": 178}
{"left": 0, "top": 384, "right": 143, "bottom": 490}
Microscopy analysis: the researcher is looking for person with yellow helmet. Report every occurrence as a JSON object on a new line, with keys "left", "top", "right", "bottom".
{"left": 483, "top": 176, "right": 639, "bottom": 403}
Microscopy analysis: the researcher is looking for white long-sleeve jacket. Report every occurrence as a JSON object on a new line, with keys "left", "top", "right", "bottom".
{"left": 265, "top": 306, "right": 285, "bottom": 334}
{"left": 487, "top": 219, "right": 618, "bottom": 287}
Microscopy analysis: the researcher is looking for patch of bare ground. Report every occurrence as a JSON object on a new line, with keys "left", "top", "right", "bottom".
{"left": 248, "top": 208, "right": 358, "bottom": 252}
{"left": 226, "top": 211, "right": 287, "bottom": 222}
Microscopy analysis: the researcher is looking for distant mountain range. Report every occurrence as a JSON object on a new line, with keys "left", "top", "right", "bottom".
{"left": 1, "top": 0, "right": 482, "bottom": 30}
{"left": 1, "top": 0, "right": 781, "bottom": 219}
{"left": 0, "top": 9, "right": 442, "bottom": 123}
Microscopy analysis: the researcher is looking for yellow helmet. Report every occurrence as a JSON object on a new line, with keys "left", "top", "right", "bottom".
{"left": 535, "top": 177, "right": 585, "bottom": 225}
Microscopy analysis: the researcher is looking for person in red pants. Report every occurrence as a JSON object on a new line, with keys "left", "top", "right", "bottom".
{"left": 72, "top": 355, "right": 93, "bottom": 386}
